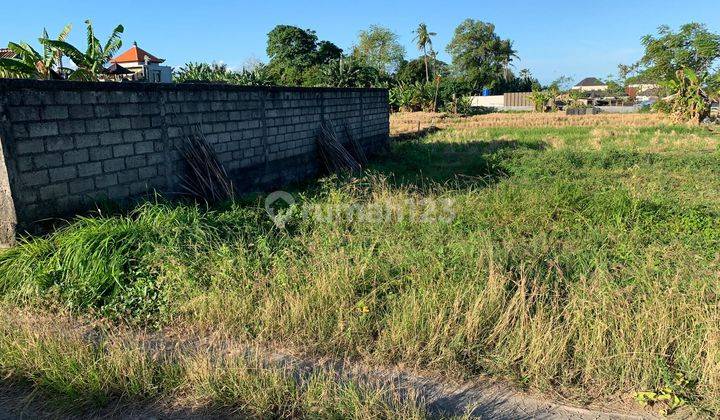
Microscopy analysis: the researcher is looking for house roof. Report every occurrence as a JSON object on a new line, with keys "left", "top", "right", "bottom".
{"left": 575, "top": 77, "right": 606, "bottom": 87}
{"left": 0, "top": 48, "right": 16, "bottom": 59}
{"left": 111, "top": 43, "right": 164, "bottom": 64}
{"left": 103, "top": 63, "right": 134, "bottom": 75}
{"left": 637, "top": 87, "right": 662, "bottom": 97}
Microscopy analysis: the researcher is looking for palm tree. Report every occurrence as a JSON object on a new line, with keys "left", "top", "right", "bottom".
{"left": 0, "top": 24, "right": 72, "bottom": 79}
{"left": 40, "top": 20, "right": 123, "bottom": 81}
{"left": 413, "top": 23, "right": 436, "bottom": 83}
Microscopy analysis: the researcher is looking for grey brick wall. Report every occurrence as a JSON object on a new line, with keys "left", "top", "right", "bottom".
{"left": 0, "top": 80, "right": 389, "bottom": 243}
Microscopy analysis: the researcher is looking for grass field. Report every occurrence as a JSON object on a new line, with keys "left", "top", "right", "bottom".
{"left": 1, "top": 112, "right": 719, "bottom": 416}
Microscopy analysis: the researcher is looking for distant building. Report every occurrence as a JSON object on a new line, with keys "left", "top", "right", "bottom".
{"left": 0, "top": 48, "right": 16, "bottom": 59}
{"left": 626, "top": 83, "right": 661, "bottom": 99}
{"left": 571, "top": 77, "right": 608, "bottom": 92}
{"left": 627, "top": 83, "right": 659, "bottom": 92}
{"left": 109, "top": 42, "right": 172, "bottom": 83}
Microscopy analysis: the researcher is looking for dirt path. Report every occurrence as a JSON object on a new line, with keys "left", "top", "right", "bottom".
{"left": 0, "top": 310, "right": 670, "bottom": 419}
{"left": 1, "top": 346, "right": 662, "bottom": 419}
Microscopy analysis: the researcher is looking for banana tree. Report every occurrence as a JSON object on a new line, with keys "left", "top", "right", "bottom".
{"left": 662, "top": 68, "right": 711, "bottom": 124}
{"left": 40, "top": 20, "right": 123, "bottom": 81}
{"left": 0, "top": 24, "right": 72, "bottom": 79}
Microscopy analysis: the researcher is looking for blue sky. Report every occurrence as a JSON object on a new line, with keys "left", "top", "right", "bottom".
{"left": 4, "top": 0, "right": 719, "bottom": 84}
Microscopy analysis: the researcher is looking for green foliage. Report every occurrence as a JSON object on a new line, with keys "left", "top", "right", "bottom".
{"left": 173, "top": 62, "right": 273, "bottom": 86}
{"left": 266, "top": 25, "right": 319, "bottom": 69}
{"left": 0, "top": 202, "right": 267, "bottom": 325}
{"left": 389, "top": 82, "right": 435, "bottom": 112}
{"left": 445, "top": 19, "right": 516, "bottom": 92}
{"left": 40, "top": 20, "right": 124, "bottom": 81}
{"left": 316, "top": 40, "right": 343, "bottom": 64}
{"left": 396, "top": 57, "right": 448, "bottom": 85}
{"left": 492, "top": 68, "right": 538, "bottom": 94}
{"left": 0, "top": 24, "right": 72, "bottom": 79}
{"left": 320, "top": 58, "right": 380, "bottom": 88}
{"left": 412, "top": 22, "right": 437, "bottom": 83}
{"left": 637, "top": 23, "right": 720, "bottom": 83}
{"left": 662, "top": 68, "right": 712, "bottom": 123}
{"left": 265, "top": 25, "right": 343, "bottom": 86}
{"left": 352, "top": 25, "right": 406, "bottom": 75}
{"left": 2, "top": 121, "right": 720, "bottom": 413}
{"left": 635, "top": 373, "right": 697, "bottom": 416}
{"left": 528, "top": 87, "right": 556, "bottom": 112}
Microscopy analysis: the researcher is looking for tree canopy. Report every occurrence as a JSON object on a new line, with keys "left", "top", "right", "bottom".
{"left": 265, "top": 25, "right": 342, "bottom": 84}
{"left": 635, "top": 23, "right": 720, "bottom": 82}
{"left": 352, "top": 25, "right": 405, "bottom": 75}
{"left": 446, "top": 19, "right": 516, "bottom": 91}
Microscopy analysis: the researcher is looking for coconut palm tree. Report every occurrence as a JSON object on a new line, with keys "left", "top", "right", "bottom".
{"left": 40, "top": 20, "right": 124, "bottom": 81}
{"left": 0, "top": 24, "right": 72, "bottom": 79}
{"left": 413, "top": 23, "right": 437, "bottom": 83}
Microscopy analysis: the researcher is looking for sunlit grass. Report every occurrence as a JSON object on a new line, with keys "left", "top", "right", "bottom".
{"left": 0, "top": 112, "right": 718, "bottom": 414}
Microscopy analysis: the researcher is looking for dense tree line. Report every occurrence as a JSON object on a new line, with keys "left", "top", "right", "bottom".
{"left": 172, "top": 20, "right": 537, "bottom": 113}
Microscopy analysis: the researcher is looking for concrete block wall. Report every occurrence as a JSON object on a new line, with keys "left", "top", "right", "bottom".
{"left": 0, "top": 80, "right": 389, "bottom": 243}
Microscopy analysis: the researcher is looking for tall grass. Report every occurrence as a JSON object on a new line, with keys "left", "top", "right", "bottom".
{"left": 0, "top": 309, "right": 427, "bottom": 418}
{"left": 0, "top": 114, "right": 718, "bottom": 413}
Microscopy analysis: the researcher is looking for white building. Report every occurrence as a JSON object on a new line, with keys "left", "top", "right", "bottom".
{"left": 571, "top": 77, "right": 608, "bottom": 92}
{"left": 109, "top": 42, "right": 172, "bottom": 83}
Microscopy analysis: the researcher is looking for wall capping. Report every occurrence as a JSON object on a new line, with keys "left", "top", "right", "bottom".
{"left": 0, "top": 78, "right": 388, "bottom": 94}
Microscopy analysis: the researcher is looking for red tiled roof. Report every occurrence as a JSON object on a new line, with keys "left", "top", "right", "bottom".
{"left": 111, "top": 44, "right": 164, "bottom": 64}
{"left": 0, "top": 48, "right": 16, "bottom": 59}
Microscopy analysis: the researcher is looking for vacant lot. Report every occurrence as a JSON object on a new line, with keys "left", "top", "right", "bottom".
{"left": 1, "top": 112, "right": 719, "bottom": 416}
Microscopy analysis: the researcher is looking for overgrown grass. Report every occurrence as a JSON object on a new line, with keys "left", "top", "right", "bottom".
{"left": 1, "top": 114, "right": 719, "bottom": 414}
{"left": 0, "top": 309, "right": 428, "bottom": 418}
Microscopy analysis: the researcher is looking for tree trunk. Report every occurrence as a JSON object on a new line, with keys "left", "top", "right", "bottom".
{"left": 423, "top": 46, "right": 429, "bottom": 84}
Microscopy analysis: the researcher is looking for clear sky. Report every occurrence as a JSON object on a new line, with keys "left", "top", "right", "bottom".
{"left": 3, "top": 0, "right": 719, "bottom": 84}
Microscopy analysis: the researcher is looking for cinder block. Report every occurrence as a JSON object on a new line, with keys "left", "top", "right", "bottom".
{"left": 22, "top": 170, "right": 49, "bottom": 186}
{"left": 78, "top": 162, "right": 102, "bottom": 177}
{"left": 33, "top": 153, "right": 62, "bottom": 169}
{"left": 138, "top": 166, "right": 157, "bottom": 179}
{"left": 107, "top": 184, "right": 130, "bottom": 200}
{"left": 63, "top": 149, "right": 89, "bottom": 165}
{"left": 95, "top": 173, "right": 118, "bottom": 188}
{"left": 144, "top": 128, "right": 163, "bottom": 140}
{"left": 113, "top": 144, "right": 134, "bottom": 158}
{"left": 28, "top": 122, "right": 59, "bottom": 138}
{"left": 103, "top": 158, "right": 126, "bottom": 172}
{"left": 109, "top": 118, "right": 132, "bottom": 131}
{"left": 16, "top": 139, "right": 45, "bottom": 155}
{"left": 89, "top": 147, "right": 113, "bottom": 161}
{"left": 46, "top": 137, "right": 75, "bottom": 152}
{"left": 40, "top": 183, "right": 69, "bottom": 201}
{"left": 55, "top": 91, "right": 81, "bottom": 104}
{"left": 9, "top": 106, "right": 40, "bottom": 121}
{"left": 125, "top": 155, "right": 146, "bottom": 169}
{"left": 57, "top": 120, "right": 85, "bottom": 134}
{"left": 68, "top": 105, "right": 94, "bottom": 119}
{"left": 49, "top": 166, "right": 77, "bottom": 182}
{"left": 75, "top": 134, "right": 100, "bottom": 148}
{"left": 122, "top": 130, "right": 143, "bottom": 143}
{"left": 69, "top": 178, "right": 95, "bottom": 194}
{"left": 99, "top": 132, "right": 123, "bottom": 145}
{"left": 117, "top": 170, "right": 139, "bottom": 184}
{"left": 85, "top": 119, "right": 110, "bottom": 133}
{"left": 119, "top": 104, "right": 141, "bottom": 116}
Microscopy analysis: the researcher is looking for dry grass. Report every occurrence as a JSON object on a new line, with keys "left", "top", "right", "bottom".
{"left": 0, "top": 307, "right": 429, "bottom": 419}
{"left": 390, "top": 111, "right": 672, "bottom": 136}
{"left": 1, "top": 111, "right": 719, "bottom": 416}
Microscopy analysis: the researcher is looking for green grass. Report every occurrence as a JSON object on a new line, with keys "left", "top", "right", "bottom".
{"left": 0, "top": 310, "right": 429, "bottom": 418}
{"left": 1, "top": 120, "right": 719, "bottom": 414}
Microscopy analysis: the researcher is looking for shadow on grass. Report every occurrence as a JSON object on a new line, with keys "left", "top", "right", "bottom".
{"left": 370, "top": 138, "right": 547, "bottom": 190}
